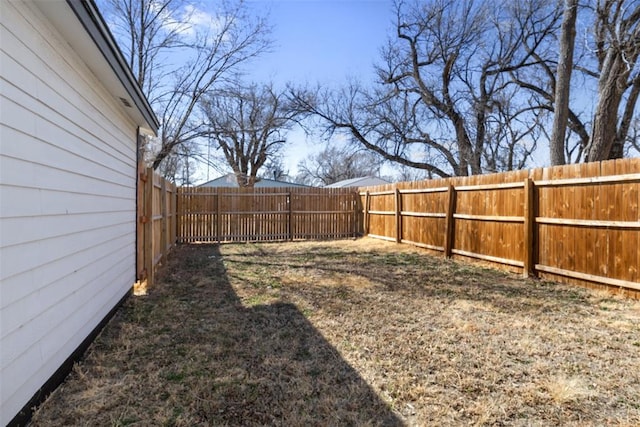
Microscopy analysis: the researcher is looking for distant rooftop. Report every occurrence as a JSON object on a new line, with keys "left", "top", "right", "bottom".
{"left": 199, "top": 173, "right": 310, "bottom": 188}
{"left": 325, "top": 176, "right": 390, "bottom": 188}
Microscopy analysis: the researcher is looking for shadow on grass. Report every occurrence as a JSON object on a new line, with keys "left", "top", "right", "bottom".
{"left": 222, "top": 247, "right": 592, "bottom": 315}
{"left": 152, "top": 244, "right": 403, "bottom": 426}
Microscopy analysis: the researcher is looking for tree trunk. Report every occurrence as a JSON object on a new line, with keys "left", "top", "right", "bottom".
{"left": 550, "top": 0, "right": 578, "bottom": 165}
{"left": 610, "top": 77, "right": 640, "bottom": 159}
{"left": 586, "top": 52, "right": 626, "bottom": 162}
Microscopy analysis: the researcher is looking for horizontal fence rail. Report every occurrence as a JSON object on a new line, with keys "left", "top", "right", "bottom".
{"left": 177, "top": 187, "right": 360, "bottom": 243}
{"left": 137, "top": 159, "right": 638, "bottom": 298}
{"left": 359, "top": 158, "right": 640, "bottom": 298}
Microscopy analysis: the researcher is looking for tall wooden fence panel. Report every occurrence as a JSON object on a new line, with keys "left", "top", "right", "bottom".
{"left": 137, "top": 166, "right": 177, "bottom": 288}
{"left": 359, "top": 158, "right": 640, "bottom": 298}
{"left": 177, "top": 187, "right": 359, "bottom": 243}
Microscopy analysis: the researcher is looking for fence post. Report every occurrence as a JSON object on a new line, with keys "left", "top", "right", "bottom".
{"left": 352, "top": 191, "right": 358, "bottom": 238}
{"left": 395, "top": 187, "right": 402, "bottom": 243}
{"left": 444, "top": 183, "right": 456, "bottom": 258}
{"left": 216, "top": 189, "right": 221, "bottom": 244}
{"left": 172, "top": 184, "right": 177, "bottom": 245}
{"left": 288, "top": 192, "right": 293, "bottom": 241}
{"left": 144, "top": 167, "right": 154, "bottom": 288}
{"left": 364, "top": 191, "right": 370, "bottom": 236}
{"left": 160, "top": 177, "right": 167, "bottom": 264}
{"left": 136, "top": 163, "right": 145, "bottom": 283}
{"left": 523, "top": 177, "right": 537, "bottom": 278}
{"left": 175, "top": 186, "right": 180, "bottom": 244}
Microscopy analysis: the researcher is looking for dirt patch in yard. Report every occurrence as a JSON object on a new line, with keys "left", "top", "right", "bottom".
{"left": 30, "top": 238, "right": 640, "bottom": 426}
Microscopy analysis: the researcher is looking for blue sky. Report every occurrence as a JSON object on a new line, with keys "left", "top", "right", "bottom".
{"left": 100, "top": 0, "right": 395, "bottom": 182}
{"left": 247, "top": 0, "right": 393, "bottom": 87}
{"left": 206, "top": 0, "right": 395, "bottom": 182}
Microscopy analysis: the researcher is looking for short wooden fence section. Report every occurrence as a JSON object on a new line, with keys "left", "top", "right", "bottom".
{"left": 360, "top": 158, "right": 640, "bottom": 297}
{"left": 137, "top": 166, "right": 177, "bottom": 288}
{"left": 177, "top": 187, "right": 359, "bottom": 243}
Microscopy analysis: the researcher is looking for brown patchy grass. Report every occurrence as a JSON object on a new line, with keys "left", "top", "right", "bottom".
{"left": 31, "top": 238, "right": 640, "bottom": 426}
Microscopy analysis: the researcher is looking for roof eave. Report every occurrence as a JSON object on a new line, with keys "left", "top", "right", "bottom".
{"left": 66, "top": 0, "right": 159, "bottom": 133}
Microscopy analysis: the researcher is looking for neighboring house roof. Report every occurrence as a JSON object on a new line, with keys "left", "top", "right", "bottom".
{"left": 199, "top": 173, "right": 310, "bottom": 188}
{"left": 34, "top": 0, "right": 159, "bottom": 134}
{"left": 325, "top": 176, "right": 391, "bottom": 188}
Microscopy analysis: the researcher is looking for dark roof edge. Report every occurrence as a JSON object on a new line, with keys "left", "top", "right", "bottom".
{"left": 66, "top": 0, "right": 159, "bottom": 132}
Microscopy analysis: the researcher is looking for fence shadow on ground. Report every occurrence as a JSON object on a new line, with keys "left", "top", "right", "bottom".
{"left": 156, "top": 244, "right": 403, "bottom": 426}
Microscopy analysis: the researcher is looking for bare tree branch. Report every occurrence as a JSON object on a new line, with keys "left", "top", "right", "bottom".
{"left": 201, "top": 82, "right": 300, "bottom": 187}
{"left": 295, "top": 145, "right": 383, "bottom": 187}
{"left": 99, "top": 0, "right": 272, "bottom": 176}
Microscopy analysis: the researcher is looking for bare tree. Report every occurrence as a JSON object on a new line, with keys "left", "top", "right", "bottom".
{"left": 98, "top": 0, "right": 271, "bottom": 173}
{"left": 295, "top": 144, "right": 383, "bottom": 186}
{"left": 550, "top": 0, "right": 579, "bottom": 165}
{"left": 158, "top": 139, "right": 199, "bottom": 185}
{"left": 627, "top": 116, "right": 640, "bottom": 155}
{"left": 585, "top": 0, "right": 640, "bottom": 161}
{"left": 394, "top": 165, "right": 432, "bottom": 182}
{"left": 482, "top": 90, "right": 544, "bottom": 172}
{"left": 506, "top": 0, "right": 640, "bottom": 162}
{"left": 501, "top": 0, "right": 596, "bottom": 163}
{"left": 290, "top": 0, "right": 547, "bottom": 177}
{"left": 260, "top": 156, "right": 290, "bottom": 181}
{"left": 104, "top": 0, "right": 182, "bottom": 100}
{"left": 201, "top": 83, "right": 299, "bottom": 187}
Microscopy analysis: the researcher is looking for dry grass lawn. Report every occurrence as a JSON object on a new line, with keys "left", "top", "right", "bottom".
{"left": 31, "top": 238, "right": 640, "bottom": 426}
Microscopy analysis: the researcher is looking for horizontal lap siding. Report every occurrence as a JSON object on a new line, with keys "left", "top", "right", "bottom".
{"left": 0, "top": 3, "right": 138, "bottom": 423}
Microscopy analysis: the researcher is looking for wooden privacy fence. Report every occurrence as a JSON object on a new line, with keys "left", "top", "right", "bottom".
{"left": 359, "top": 158, "right": 640, "bottom": 297}
{"left": 137, "top": 166, "right": 177, "bottom": 288}
{"left": 177, "top": 187, "right": 359, "bottom": 243}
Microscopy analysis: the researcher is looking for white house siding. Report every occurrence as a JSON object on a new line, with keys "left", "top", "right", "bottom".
{"left": 0, "top": 2, "right": 139, "bottom": 423}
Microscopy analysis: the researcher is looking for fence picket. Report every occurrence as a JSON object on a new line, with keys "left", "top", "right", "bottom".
{"left": 142, "top": 158, "right": 638, "bottom": 297}
{"left": 177, "top": 187, "right": 359, "bottom": 243}
{"left": 359, "top": 158, "right": 639, "bottom": 297}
